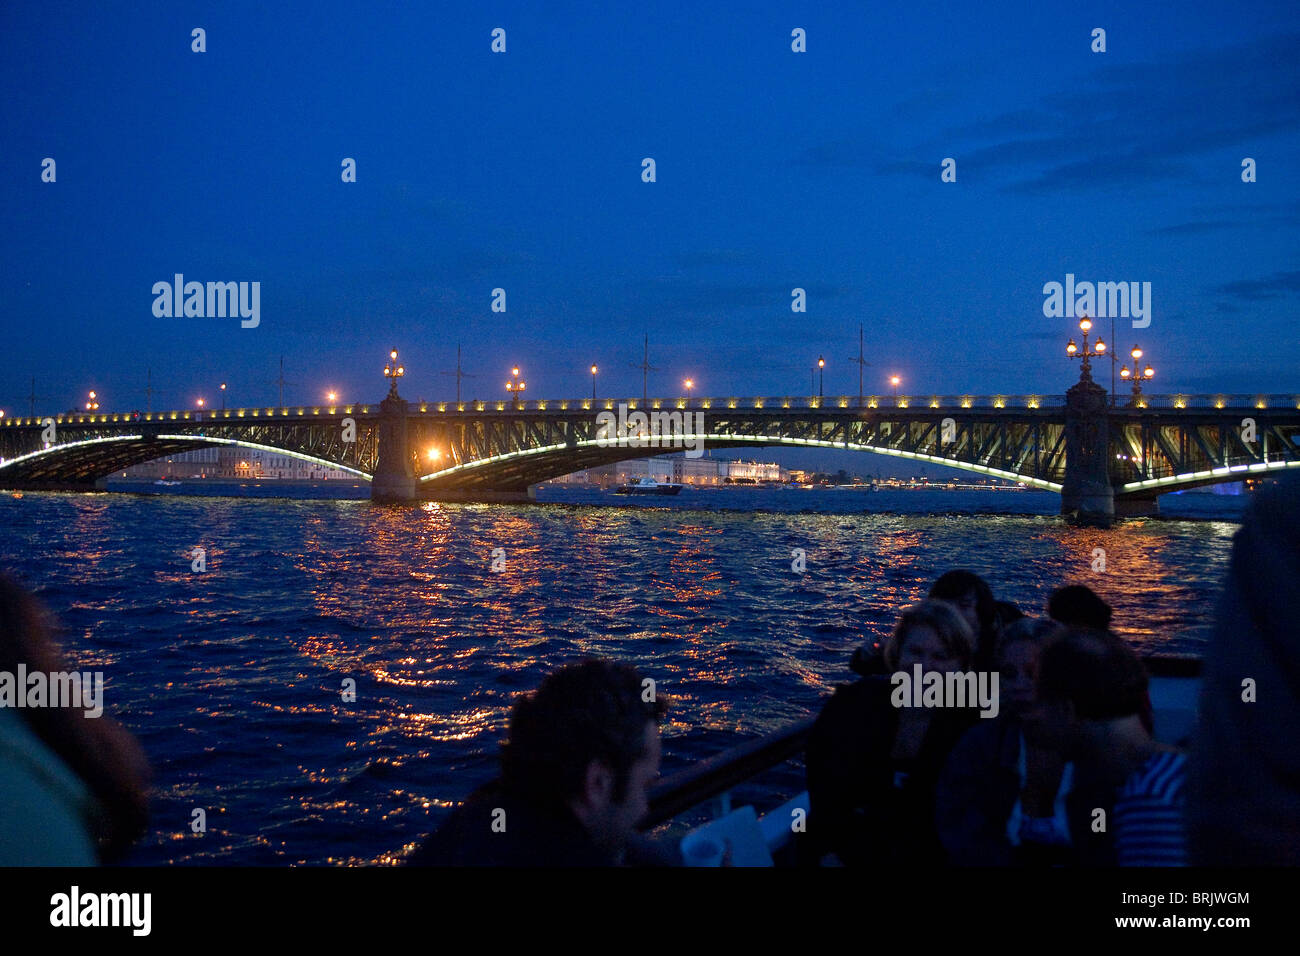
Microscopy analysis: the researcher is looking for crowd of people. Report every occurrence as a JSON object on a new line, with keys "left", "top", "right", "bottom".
{"left": 1, "top": 475, "right": 1296, "bottom": 866}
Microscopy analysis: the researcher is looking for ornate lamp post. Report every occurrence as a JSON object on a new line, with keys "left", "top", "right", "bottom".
{"left": 1119, "top": 346, "right": 1154, "bottom": 406}
{"left": 506, "top": 366, "right": 526, "bottom": 408}
{"left": 383, "top": 349, "right": 405, "bottom": 396}
{"left": 85, "top": 390, "right": 99, "bottom": 412}
{"left": 1065, "top": 316, "right": 1106, "bottom": 383}
{"left": 817, "top": 356, "right": 825, "bottom": 398}
{"left": 590, "top": 364, "right": 598, "bottom": 401}
{"left": 220, "top": 382, "right": 227, "bottom": 410}
{"left": 890, "top": 375, "right": 901, "bottom": 398}
{"left": 684, "top": 378, "right": 694, "bottom": 402}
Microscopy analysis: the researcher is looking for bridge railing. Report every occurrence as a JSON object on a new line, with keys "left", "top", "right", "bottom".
{"left": 404, "top": 395, "right": 1073, "bottom": 413}
{"left": 1118, "top": 394, "right": 1300, "bottom": 410}
{"left": 0, "top": 406, "right": 377, "bottom": 427}
{"left": 4, "top": 394, "right": 1296, "bottom": 427}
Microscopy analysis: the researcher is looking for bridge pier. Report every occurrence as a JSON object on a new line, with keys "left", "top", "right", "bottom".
{"left": 1060, "top": 379, "right": 1115, "bottom": 526}
{"left": 370, "top": 394, "right": 417, "bottom": 502}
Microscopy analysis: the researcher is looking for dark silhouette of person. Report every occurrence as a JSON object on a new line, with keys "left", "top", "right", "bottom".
{"left": 408, "top": 658, "right": 667, "bottom": 866}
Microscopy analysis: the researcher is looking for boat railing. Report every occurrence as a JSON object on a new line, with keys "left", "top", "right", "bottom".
{"left": 643, "top": 717, "right": 815, "bottom": 830}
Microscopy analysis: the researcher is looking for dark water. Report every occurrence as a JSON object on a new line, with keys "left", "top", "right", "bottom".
{"left": 0, "top": 486, "right": 1245, "bottom": 865}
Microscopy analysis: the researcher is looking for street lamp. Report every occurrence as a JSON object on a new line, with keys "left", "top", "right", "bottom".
{"left": 817, "top": 356, "right": 825, "bottom": 398}
{"left": 890, "top": 375, "right": 901, "bottom": 399}
{"left": 196, "top": 397, "right": 205, "bottom": 409}
{"left": 220, "top": 382, "right": 227, "bottom": 410}
{"left": 1119, "top": 346, "right": 1155, "bottom": 405}
{"left": 506, "top": 366, "right": 526, "bottom": 407}
{"left": 326, "top": 390, "right": 338, "bottom": 404}
{"left": 591, "top": 364, "right": 598, "bottom": 401}
{"left": 383, "top": 348, "right": 406, "bottom": 396}
{"left": 1065, "top": 316, "right": 1106, "bottom": 383}
{"left": 85, "top": 390, "right": 99, "bottom": 412}
{"left": 684, "top": 378, "right": 694, "bottom": 401}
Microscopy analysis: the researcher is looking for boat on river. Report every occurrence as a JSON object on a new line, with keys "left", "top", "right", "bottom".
{"left": 615, "top": 476, "right": 683, "bottom": 495}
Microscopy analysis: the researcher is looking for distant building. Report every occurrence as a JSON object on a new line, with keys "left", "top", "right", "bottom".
{"left": 562, "top": 455, "right": 784, "bottom": 487}
{"left": 119, "top": 446, "right": 354, "bottom": 480}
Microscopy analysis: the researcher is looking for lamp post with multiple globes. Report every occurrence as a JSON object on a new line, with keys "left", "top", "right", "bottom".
{"left": 1120, "top": 346, "right": 1155, "bottom": 406}
{"left": 1065, "top": 316, "right": 1106, "bottom": 383}
{"left": 383, "top": 349, "right": 405, "bottom": 396}
{"left": 506, "top": 366, "right": 526, "bottom": 408}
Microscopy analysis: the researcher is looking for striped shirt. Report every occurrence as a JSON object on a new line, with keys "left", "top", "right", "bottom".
{"left": 1114, "top": 750, "right": 1188, "bottom": 866}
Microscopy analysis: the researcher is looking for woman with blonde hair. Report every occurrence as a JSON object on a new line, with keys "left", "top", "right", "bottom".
{"left": 806, "top": 598, "right": 977, "bottom": 866}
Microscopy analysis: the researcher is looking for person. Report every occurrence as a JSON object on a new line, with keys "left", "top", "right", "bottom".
{"left": 0, "top": 573, "right": 150, "bottom": 864}
{"left": 408, "top": 658, "right": 667, "bottom": 866}
{"left": 1027, "top": 627, "right": 1187, "bottom": 866}
{"left": 994, "top": 600, "right": 1026, "bottom": 635}
{"left": 928, "top": 570, "right": 999, "bottom": 669}
{"left": 1189, "top": 474, "right": 1300, "bottom": 865}
{"left": 935, "top": 617, "right": 1069, "bottom": 866}
{"left": 1047, "top": 584, "right": 1113, "bottom": 631}
{"left": 805, "top": 600, "right": 978, "bottom": 866}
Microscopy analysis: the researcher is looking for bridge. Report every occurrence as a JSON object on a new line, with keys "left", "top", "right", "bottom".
{"left": 2, "top": 374, "right": 1298, "bottom": 524}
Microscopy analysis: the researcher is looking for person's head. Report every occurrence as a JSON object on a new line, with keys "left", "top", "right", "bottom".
{"left": 883, "top": 599, "right": 975, "bottom": 675}
{"left": 994, "top": 600, "right": 1026, "bottom": 634}
{"left": 928, "top": 570, "right": 997, "bottom": 641}
{"left": 995, "top": 618, "right": 1065, "bottom": 717}
{"left": 500, "top": 658, "right": 666, "bottom": 855}
{"left": 1026, "top": 627, "right": 1149, "bottom": 759}
{"left": 0, "top": 573, "right": 150, "bottom": 862}
{"left": 1048, "top": 585, "right": 1113, "bottom": 631}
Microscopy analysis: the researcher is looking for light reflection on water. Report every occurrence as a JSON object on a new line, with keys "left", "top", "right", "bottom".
{"left": 0, "top": 488, "right": 1241, "bottom": 865}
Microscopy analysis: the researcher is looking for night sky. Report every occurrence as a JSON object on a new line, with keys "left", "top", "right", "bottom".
{"left": 4, "top": 2, "right": 1297, "bottom": 473}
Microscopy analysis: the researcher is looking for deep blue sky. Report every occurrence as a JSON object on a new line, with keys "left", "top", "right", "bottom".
{"left": 4, "top": 1, "right": 1298, "bottom": 423}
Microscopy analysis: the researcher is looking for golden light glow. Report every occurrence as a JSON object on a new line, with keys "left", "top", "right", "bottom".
{"left": 1095, "top": 338, "right": 1106, "bottom": 354}
{"left": 1079, "top": 317, "right": 1092, "bottom": 333}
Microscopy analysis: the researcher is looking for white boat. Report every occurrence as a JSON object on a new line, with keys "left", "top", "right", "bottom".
{"left": 615, "top": 476, "right": 683, "bottom": 496}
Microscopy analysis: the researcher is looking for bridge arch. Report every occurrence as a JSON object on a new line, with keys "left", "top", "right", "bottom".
{"left": 419, "top": 432, "right": 1063, "bottom": 492}
{"left": 0, "top": 434, "right": 370, "bottom": 484}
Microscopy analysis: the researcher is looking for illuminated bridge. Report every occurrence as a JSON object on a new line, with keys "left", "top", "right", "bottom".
{"left": 2, "top": 380, "right": 1298, "bottom": 523}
